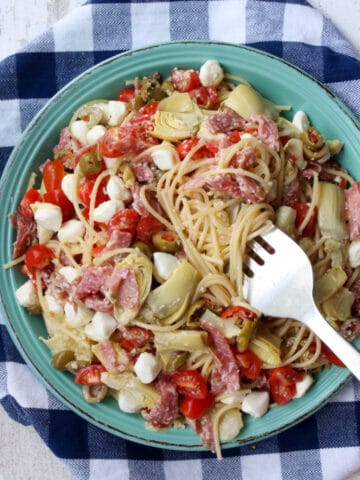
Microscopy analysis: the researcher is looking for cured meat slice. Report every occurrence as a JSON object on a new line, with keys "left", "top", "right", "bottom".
{"left": 105, "top": 267, "right": 139, "bottom": 310}
{"left": 249, "top": 114, "right": 279, "bottom": 151}
{"left": 208, "top": 109, "right": 246, "bottom": 134}
{"left": 200, "top": 318, "right": 240, "bottom": 394}
{"left": 345, "top": 182, "right": 360, "bottom": 240}
{"left": 143, "top": 372, "right": 179, "bottom": 428}
{"left": 11, "top": 207, "right": 37, "bottom": 258}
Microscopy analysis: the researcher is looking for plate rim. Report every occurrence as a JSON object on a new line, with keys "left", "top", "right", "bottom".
{"left": 0, "top": 40, "right": 357, "bottom": 452}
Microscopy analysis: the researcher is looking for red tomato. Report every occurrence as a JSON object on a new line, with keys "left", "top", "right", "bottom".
{"left": 74, "top": 364, "right": 106, "bottom": 385}
{"left": 279, "top": 135, "right": 291, "bottom": 146}
{"left": 78, "top": 179, "right": 109, "bottom": 208}
{"left": 170, "top": 68, "right": 201, "bottom": 93}
{"left": 25, "top": 245, "right": 55, "bottom": 273}
{"left": 205, "top": 140, "right": 220, "bottom": 157}
{"left": 189, "top": 86, "right": 218, "bottom": 108}
{"left": 220, "top": 306, "right": 257, "bottom": 320}
{"left": 20, "top": 188, "right": 42, "bottom": 217}
{"left": 107, "top": 209, "right": 140, "bottom": 237}
{"left": 233, "top": 349, "right": 263, "bottom": 380}
{"left": 292, "top": 202, "right": 317, "bottom": 238}
{"left": 180, "top": 392, "right": 215, "bottom": 419}
{"left": 227, "top": 131, "right": 241, "bottom": 143}
{"left": 120, "top": 326, "right": 151, "bottom": 351}
{"left": 43, "top": 189, "right": 74, "bottom": 222}
{"left": 43, "top": 160, "right": 65, "bottom": 191}
{"left": 117, "top": 87, "right": 135, "bottom": 103}
{"left": 98, "top": 125, "right": 158, "bottom": 158}
{"left": 172, "top": 369, "right": 208, "bottom": 399}
{"left": 319, "top": 161, "right": 347, "bottom": 189}
{"left": 269, "top": 366, "right": 303, "bottom": 405}
{"left": 176, "top": 138, "right": 208, "bottom": 160}
{"left": 136, "top": 215, "right": 164, "bottom": 245}
{"left": 310, "top": 342, "right": 345, "bottom": 368}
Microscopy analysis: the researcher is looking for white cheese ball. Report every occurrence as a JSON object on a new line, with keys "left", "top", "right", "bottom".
{"left": 133, "top": 352, "right": 161, "bottom": 384}
{"left": 118, "top": 390, "right": 143, "bottom": 413}
{"left": 241, "top": 391, "right": 270, "bottom": 418}
{"left": 199, "top": 60, "right": 224, "bottom": 87}
{"left": 15, "top": 280, "right": 40, "bottom": 310}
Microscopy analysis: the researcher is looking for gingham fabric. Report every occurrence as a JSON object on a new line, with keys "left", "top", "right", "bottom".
{"left": 0, "top": 1, "right": 359, "bottom": 479}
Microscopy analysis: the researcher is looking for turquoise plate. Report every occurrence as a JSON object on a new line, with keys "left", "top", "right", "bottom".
{"left": 0, "top": 41, "right": 358, "bottom": 451}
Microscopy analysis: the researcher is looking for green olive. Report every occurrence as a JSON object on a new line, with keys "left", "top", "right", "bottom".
{"left": 152, "top": 231, "right": 180, "bottom": 253}
{"left": 161, "top": 80, "right": 175, "bottom": 96}
{"left": 82, "top": 385, "right": 108, "bottom": 403}
{"left": 79, "top": 151, "right": 101, "bottom": 175}
{"left": 149, "top": 86, "right": 166, "bottom": 101}
{"left": 51, "top": 350, "right": 75, "bottom": 371}
{"left": 65, "top": 359, "right": 89, "bottom": 374}
{"left": 130, "top": 95, "right": 145, "bottom": 110}
{"left": 303, "top": 142, "right": 328, "bottom": 160}
{"left": 132, "top": 240, "right": 152, "bottom": 257}
{"left": 236, "top": 319, "right": 258, "bottom": 352}
{"left": 301, "top": 127, "right": 324, "bottom": 150}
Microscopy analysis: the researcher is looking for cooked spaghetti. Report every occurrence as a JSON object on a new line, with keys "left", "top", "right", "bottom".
{"left": 7, "top": 60, "right": 360, "bottom": 458}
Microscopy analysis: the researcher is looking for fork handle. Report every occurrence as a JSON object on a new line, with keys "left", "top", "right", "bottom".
{"left": 302, "top": 305, "right": 360, "bottom": 381}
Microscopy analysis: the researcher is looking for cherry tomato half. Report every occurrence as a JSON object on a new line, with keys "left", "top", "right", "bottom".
{"left": 44, "top": 189, "right": 74, "bottom": 222}
{"left": 221, "top": 306, "right": 257, "bottom": 320}
{"left": 176, "top": 138, "right": 207, "bottom": 160}
{"left": 310, "top": 341, "right": 345, "bottom": 368}
{"left": 74, "top": 364, "right": 107, "bottom": 385}
{"left": 189, "top": 86, "right": 218, "bottom": 108}
{"left": 78, "top": 179, "right": 109, "bottom": 208}
{"left": 172, "top": 369, "right": 208, "bottom": 399}
{"left": 292, "top": 202, "right": 317, "bottom": 238}
{"left": 117, "top": 87, "right": 135, "bottom": 103}
{"left": 25, "top": 245, "right": 55, "bottom": 273}
{"left": 43, "top": 159, "right": 65, "bottom": 192}
{"left": 170, "top": 68, "right": 201, "bottom": 93}
{"left": 120, "top": 325, "right": 152, "bottom": 351}
{"left": 233, "top": 349, "right": 263, "bottom": 380}
{"left": 180, "top": 392, "right": 215, "bottom": 419}
{"left": 107, "top": 209, "right": 140, "bottom": 237}
{"left": 20, "top": 188, "right": 42, "bottom": 217}
{"left": 269, "top": 366, "right": 303, "bottom": 405}
{"left": 98, "top": 125, "right": 158, "bottom": 158}
{"left": 136, "top": 215, "right": 164, "bottom": 246}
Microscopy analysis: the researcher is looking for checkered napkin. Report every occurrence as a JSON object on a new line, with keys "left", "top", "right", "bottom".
{"left": 1, "top": 1, "right": 360, "bottom": 479}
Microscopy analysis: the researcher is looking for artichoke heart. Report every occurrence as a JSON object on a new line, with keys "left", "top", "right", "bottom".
{"left": 101, "top": 371, "right": 159, "bottom": 409}
{"left": 111, "top": 252, "right": 153, "bottom": 324}
{"left": 248, "top": 325, "right": 281, "bottom": 366}
{"left": 152, "top": 92, "right": 203, "bottom": 141}
{"left": 223, "top": 84, "right": 279, "bottom": 119}
{"left": 145, "top": 260, "right": 201, "bottom": 324}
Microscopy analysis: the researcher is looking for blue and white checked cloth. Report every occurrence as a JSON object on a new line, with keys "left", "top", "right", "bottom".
{"left": 0, "top": 1, "right": 359, "bottom": 479}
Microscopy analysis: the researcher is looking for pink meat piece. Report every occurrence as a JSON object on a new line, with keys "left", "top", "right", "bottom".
{"left": 105, "top": 267, "right": 139, "bottom": 310}
{"left": 300, "top": 160, "right": 322, "bottom": 180}
{"left": 184, "top": 173, "right": 265, "bottom": 203}
{"left": 187, "top": 414, "right": 215, "bottom": 452}
{"left": 208, "top": 108, "right": 246, "bottom": 134}
{"left": 10, "top": 207, "right": 37, "bottom": 258}
{"left": 231, "top": 146, "right": 257, "bottom": 170}
{"left": 132, "top": 155, "right": 155, "bottom": 182}
{"left": 130, "top": 182, "right": 164, "bottom": 216}
{"left": 143, "top": 373, "right": 179, "bottom": 428}
{"left": 95, "top": 339, "right": 128, "bottom": 372}
{"left": 53, "top": 127, "right": 73, "bottom": 156}
{"left": 249, "top": 114, "right": 279, "bottom": 151}
{"left": 345, "top": 182, "right": 360, "bottom": 240}
{"left": 103, "top": 229, "right": 133, "bottom": 252}
{"left": 340, "top": 318, "right": 360, "bottom": 342}
{"left": 200, "top": 318, "right": 240, "bottom": 394}
{"left": 282, "top": 178, "right": 300, "bottom": 206}
{"left": 74, "top": 265, "right": 113, "bottom": 313}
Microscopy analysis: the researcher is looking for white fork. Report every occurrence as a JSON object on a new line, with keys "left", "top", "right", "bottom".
{"left": 243, "top": 225, "right": 360, "bottom": 381}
